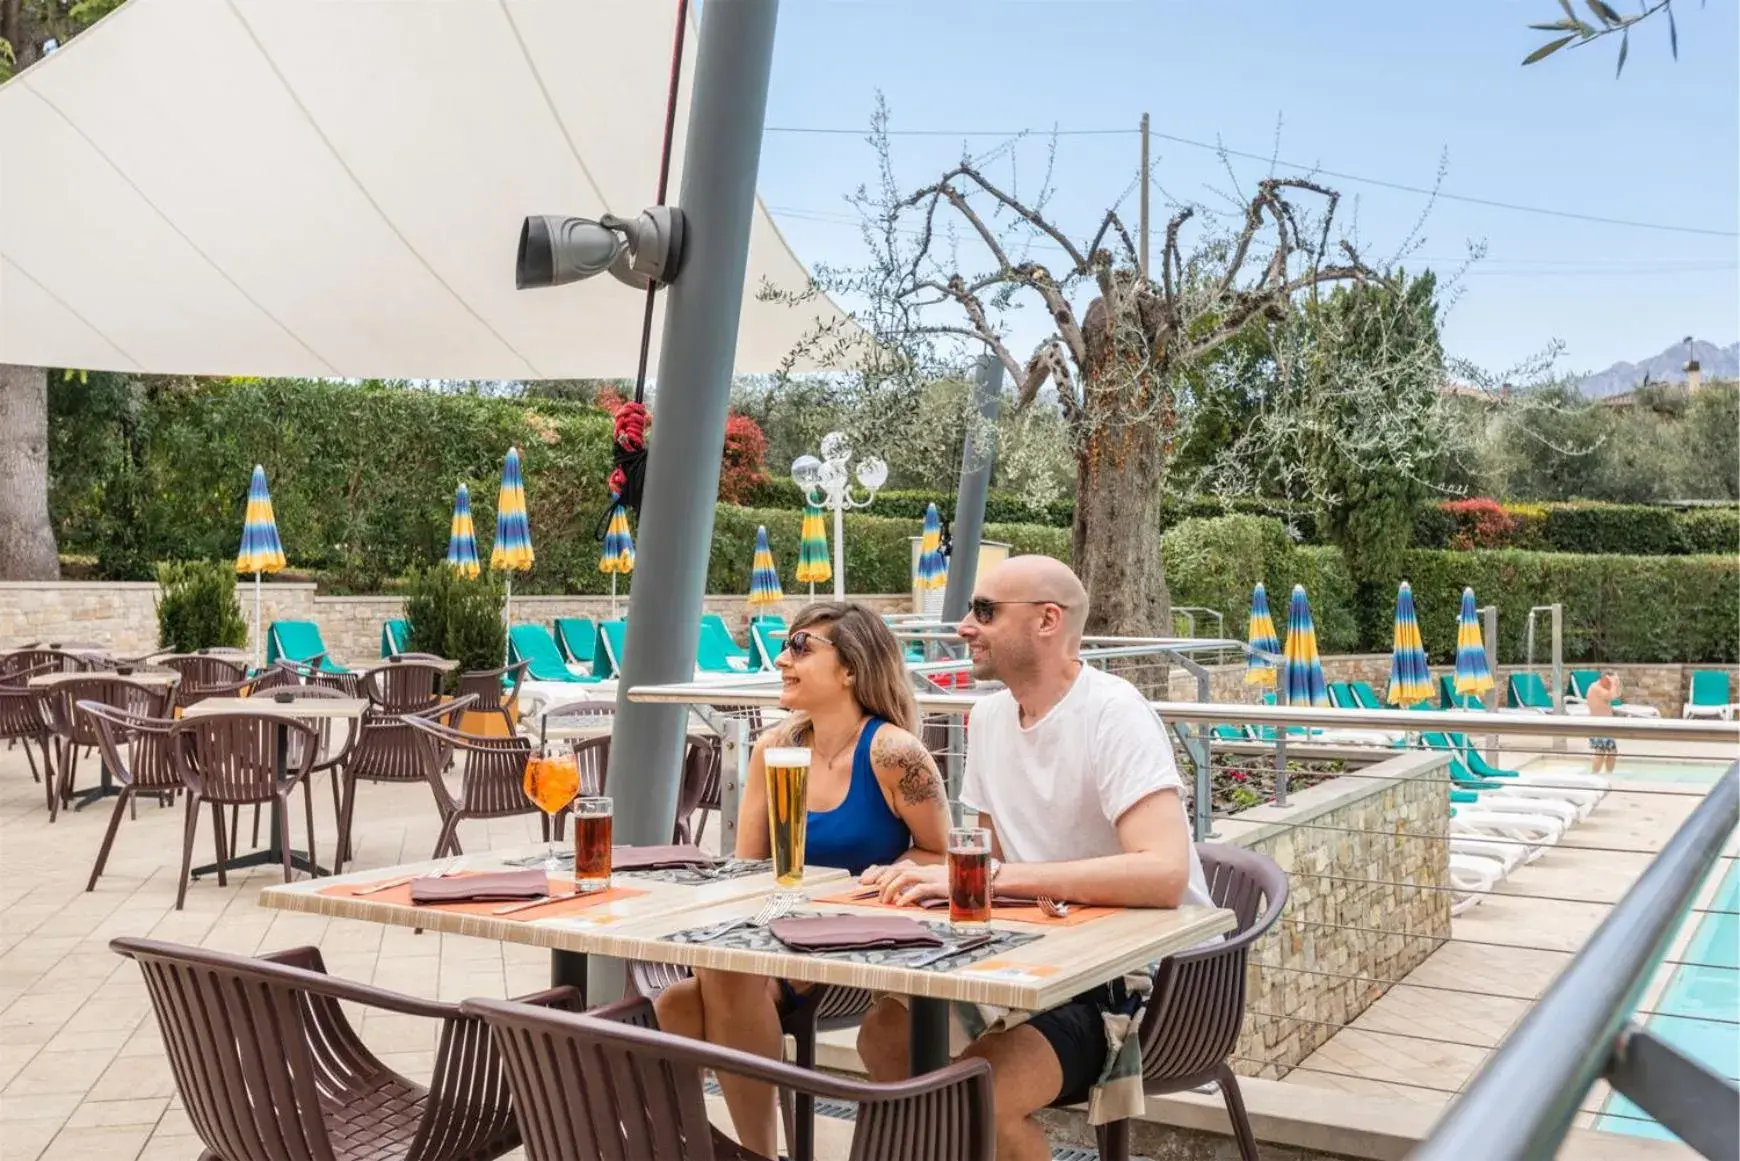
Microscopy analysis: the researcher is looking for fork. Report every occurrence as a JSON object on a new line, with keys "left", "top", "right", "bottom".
{"left": 910, "top": 932, "right": 996, "bottom": 969}
{"left": 354, "top": 859, "right": 461, "bottom": 896}
{"left": 1036, "top": 895, "right": 1071, "bottom": 918}
{"left": 493, "top": 889, "right": 579, "bottom": 916}
{"left": 690, "top": 894, "right": 794, "bottom": 943}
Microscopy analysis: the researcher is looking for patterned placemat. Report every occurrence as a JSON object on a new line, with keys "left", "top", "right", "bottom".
{"left": 318, "top": 873, "right": 646, "bottom": 921}
{"left": 812, "top": 887, "right": 1118, "bottom": 928}
{"left": 502, "top": 852, "right": 774, "bottom": 886}
{"left": 664, "top": 910, "right": 1040, "bottom": 971}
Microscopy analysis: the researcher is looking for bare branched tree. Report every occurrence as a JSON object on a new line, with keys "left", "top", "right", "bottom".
{"left": 770, "top": 98, "right": 1377, "bottom": 636}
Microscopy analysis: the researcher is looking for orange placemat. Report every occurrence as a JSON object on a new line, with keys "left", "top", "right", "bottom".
{"left": 813, "top": 887, "right": 1116, "bottom": 928}
{"left": 322, "top": 872, "right": 646, "bottom": 921}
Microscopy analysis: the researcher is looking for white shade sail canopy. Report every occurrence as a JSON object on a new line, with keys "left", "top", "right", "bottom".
{"left": 0, "top": 0, "right": 845, "bottom": 379}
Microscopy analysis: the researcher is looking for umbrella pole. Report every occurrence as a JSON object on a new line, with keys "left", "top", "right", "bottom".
{"left": 611, "top": 573, "right": 618, "bottom": 619}
{"left": 254, "top": 571, "right": 262, "bottom": 670}
{"left": 503, "top": 573, "right": 512, "bottom": 664}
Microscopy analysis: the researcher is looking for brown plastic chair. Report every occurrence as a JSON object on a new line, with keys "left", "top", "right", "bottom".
{"left": 44, "top": 676, "right": 172, "bottom": 821}
{"left": 461, "top": 993, "right": 994, "bottom": 1161}
{"left": 403, "top": 710, "right": 566, "bottom": 861}
{"left": 79, "top": 701, "right": 182, "bottom": 891}
{"left": 456, "top": 660, "right": 529, "bottom": 734}
{"left": 1075, "top": 843, "right": 1289, "bottom": 1161}
{"left": 362, "top": 660, "right": 447, "bottom": 713}
{"left": 168, "top": 711, "right": 320, "bottom": 908}
{"left": 1, "top": 663, "right": 56, "bottom": 806}
{"left": 157, "top": 654, "right": 249, "bottom": 712}
{"left": 334, "top": 698, "right": 471, "bottom": 873}
{"left": 227, "top": 684, "right": 363, "bottom": 861}
{"left": 112, "top": 936, "right": 581, "bottom": 1161}
{"left": 675, "top": 733, "right": 721, "bottom": 845}
{"left": 3, "top": 648, "right": 95, "bottom": 677}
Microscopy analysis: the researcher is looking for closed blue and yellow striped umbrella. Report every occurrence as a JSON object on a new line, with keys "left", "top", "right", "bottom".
{"left": 795, "top": 501, "right": 831, "bottom": 588}
{"left": 235, "top": 464, "right": 286, "bottom": 575}
{"left": 915, "top": 502, "right": 947, "bottom": 591}
{"left": 749, "top": 525, "right": 783, "bottom": 606}
{"left": 446, "top": 484, "right": 481, "bottom": 579}
{"left": 1281, "top": 584, "right": 1329, "bottom": 707}
{"left": 489, "top": 447, "right": 534, "bottom": 572}
{"left": 600, "top": 504, "right": 635, "bottom": 575}
{"left": 1387, "top": 581, "right": 1433, "bottom": 706}
{"left": 1245, "top": 582, "right": 1281, "bottom": 687}
{"left": 1454, "top": 587, "right": 1495, "bottom": 697}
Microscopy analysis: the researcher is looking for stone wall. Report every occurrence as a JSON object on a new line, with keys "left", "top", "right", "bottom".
{"left": 1217, "top": 750, "right": 1454, "bottom": 1077}
{"left": 0, "top": 581, "right": 910, "bottom": 665}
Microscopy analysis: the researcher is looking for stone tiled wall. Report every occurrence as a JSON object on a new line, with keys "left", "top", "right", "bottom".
{"left": 0, "top": 582, "right": 910, "bottom": 665}
{"left": 1219, "top": 749, "right": 1454, "bottom": 1078}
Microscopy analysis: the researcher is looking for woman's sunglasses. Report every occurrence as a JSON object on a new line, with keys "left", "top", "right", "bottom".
{"left": 782, "top": 629, "right": 835, "bottom": 657}
{"left": 966, "top": 598, "right": 1068, "bottom": 625}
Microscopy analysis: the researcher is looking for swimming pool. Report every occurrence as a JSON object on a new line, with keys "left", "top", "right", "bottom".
{"left": 1594, "top": 860, "right": 1740, "bottom": 1139}
{"left": 1520, "top": 756, "right": 1733, "bottom": 785}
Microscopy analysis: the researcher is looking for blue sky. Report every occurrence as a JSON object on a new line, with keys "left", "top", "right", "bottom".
{"left": 751, "top": 1, "right": 1738, "bottom": 379}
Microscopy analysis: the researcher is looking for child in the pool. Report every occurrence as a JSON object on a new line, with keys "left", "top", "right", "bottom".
{"left": 1586, "top": 671, "right": 1620, "bottom": 775}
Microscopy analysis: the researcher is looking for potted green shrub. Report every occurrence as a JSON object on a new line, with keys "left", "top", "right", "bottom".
{"left": 402, "top": 566, "right": 507, "bottom": 688}
{"left": 156, "top": 561, "right": 249, "bottom": 653}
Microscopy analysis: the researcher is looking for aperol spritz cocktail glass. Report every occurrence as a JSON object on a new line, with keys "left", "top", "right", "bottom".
{"left": 522, "top": 745, "right": 580, "bottom": 872}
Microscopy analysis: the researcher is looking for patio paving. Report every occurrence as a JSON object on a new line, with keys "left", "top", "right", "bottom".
{"left": 0, "top": 743, "right": 872, "bottom": 1160}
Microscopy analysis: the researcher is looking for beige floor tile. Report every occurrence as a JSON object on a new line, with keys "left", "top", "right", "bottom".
{"left": 63, "top": 1097, "right": 168, "bottom": 1128}
{"left": 37, "top": 1122, "right": 153, "bottom": 1160}
{"left": 1, "top": 1048, "right": 114, "bottom": 1098}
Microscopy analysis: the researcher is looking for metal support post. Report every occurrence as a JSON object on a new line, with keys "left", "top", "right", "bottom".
{"left": 941, "top": 356, "right": 1005, "bottom": 625}
{"left": 718, "top": 716, "right": 748, "bottom": 857}
{"left": 595, "top": 0, "right": 782, "bottom": 1006}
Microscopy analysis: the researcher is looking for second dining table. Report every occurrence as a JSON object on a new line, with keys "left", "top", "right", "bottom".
{"left": 259, "top": 844, "right": 1236, "bottom": 1078}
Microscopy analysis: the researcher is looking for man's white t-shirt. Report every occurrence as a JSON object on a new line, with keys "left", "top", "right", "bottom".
{"left": 960, "top": 663, "right": 1213, "bottom": 911}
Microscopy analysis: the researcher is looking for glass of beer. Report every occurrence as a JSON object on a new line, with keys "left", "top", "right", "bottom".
{"left": 522, "top": 746, "right": 579, "bottom": 872}
{"left": 947, "top": 827, "right": 993, "bottom": 929}
{"left": 572, "top": 796, "right": 613, "bottom": 892}
{"left": 764, "top": 747, "right": 811, "bottom": 894}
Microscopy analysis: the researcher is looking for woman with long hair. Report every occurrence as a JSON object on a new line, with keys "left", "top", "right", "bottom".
{"left": 654, "top": 601, "right": 950, "bottom": 1157}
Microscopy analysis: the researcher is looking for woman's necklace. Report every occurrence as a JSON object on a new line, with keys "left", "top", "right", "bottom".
{"left": 811, "top": 716, "right": 867, "bottom": 773}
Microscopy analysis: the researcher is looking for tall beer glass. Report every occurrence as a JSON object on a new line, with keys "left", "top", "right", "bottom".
{"left": 764, "top": 747, "right": 811, "bottom": 891}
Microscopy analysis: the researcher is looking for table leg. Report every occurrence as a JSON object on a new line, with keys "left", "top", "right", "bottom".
{"left": 68, "top": 759, "right": 120, "bottom": 811}
{"left": 909, "top": 996, "right": 950, "bottom": 1075}
{"left": 551, "top": 949, "right": 588, "bottom": 1004}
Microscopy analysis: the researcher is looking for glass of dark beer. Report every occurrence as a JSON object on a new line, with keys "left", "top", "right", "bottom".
{"left": 764, "top": 746, "right": 811, "bottom": 895}
{"left": 947, "top": 827, "right": 992, "bottom": 929}
{"left": 573, "top": 796, "right": 613, "bottom": 892}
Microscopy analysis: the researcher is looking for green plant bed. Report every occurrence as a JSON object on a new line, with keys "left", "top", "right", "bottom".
{"left": 402, "top": 566, "right": 506, "bottom": 685}
{"left": 156, "top": 561, "right": 249, "bottom": 652}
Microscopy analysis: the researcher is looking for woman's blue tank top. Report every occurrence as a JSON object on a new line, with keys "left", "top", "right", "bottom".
{"left": 805, "top": 719, "right": 912, "bottom": 875}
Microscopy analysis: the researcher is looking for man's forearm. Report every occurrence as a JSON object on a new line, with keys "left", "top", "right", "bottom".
{"left": 996, "top": 852, "right": 1185, "bottom": 908}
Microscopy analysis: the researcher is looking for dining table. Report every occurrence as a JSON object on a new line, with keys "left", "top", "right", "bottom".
{"left": 183, "top": 694, "right": 368, "bottom": 877}
{"left": 258, "top": 845, "right": 1236, "bottom": 1080}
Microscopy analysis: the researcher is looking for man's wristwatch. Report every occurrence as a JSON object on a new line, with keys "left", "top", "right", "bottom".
{"left": 988, "top": 857, "right": 1003, "bottom": 885}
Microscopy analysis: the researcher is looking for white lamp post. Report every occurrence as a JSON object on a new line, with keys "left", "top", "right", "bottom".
{"left": 793, "top": 431, "right": 886, "bottom": 601}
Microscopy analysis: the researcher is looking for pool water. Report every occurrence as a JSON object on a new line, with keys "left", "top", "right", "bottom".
{"left": 1594, "top": 860, "right": 1740, "bottom": 1139}
{"left": 1520, "top": 756, "right": 1733, "bottom": 785}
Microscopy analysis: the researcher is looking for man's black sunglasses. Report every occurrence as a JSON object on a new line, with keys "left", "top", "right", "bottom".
{"left": 966, "top": 598, "right": 1070, "bottom": 625}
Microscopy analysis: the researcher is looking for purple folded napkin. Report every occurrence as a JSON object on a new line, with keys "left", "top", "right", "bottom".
{"left": 767, "top": 915, "right": 943, "bottom": 953}
{"left": 611, "top": 844, "right": 715, "bottom": 872}
{"left": 410, "top": 868, "right": 548, "bottom": 904}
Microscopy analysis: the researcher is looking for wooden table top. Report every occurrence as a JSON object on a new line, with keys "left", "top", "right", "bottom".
{"left": 28, "top": 669, "right": 178, "bottom": 688}
{"left": 183, "top": 696, "right": 369, "bottom": 720}
{"left": 258, "top": 846, "right": 850, "bottom": 952}
{"left": 370, "top": 657, "right": 461, "bottom": 673}
{"left": 580, "top": 884, "right": 1235, "bottom": 1012}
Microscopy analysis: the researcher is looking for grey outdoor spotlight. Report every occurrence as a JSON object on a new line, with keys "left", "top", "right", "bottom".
{"left": 516, "top": 206, "right": 687, "bottom": 292}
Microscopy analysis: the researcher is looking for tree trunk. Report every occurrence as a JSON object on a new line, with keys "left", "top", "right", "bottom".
{"left": 1070, "top": 412, "right": 1169, "bottom": 640}
{"left": 0, "top": 364, "right": 60, "bottom": 580}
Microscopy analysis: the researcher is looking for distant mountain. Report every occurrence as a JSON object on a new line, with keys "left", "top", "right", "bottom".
{"left": 1578, "top": 339, "right": 1739, "bottom": 398}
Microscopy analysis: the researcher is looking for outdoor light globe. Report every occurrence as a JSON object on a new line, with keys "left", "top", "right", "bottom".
{"left": 818, "top": 460, "right": 847, "bottom": 490}
{"left": 820, "top": 431, "right": 853, "bottom": 464}
{"left": 791, "top": 455, "right": 823, "bottom": 488}
{"left": 855, "top": 457, "right": 888, "bottom": 490}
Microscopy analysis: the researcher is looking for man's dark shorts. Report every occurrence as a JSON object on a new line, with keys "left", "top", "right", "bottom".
{"left": 1027, "top": 980, "right": 1127, "bottom": 1105}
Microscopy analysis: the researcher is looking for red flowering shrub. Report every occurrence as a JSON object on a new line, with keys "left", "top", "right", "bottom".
{"left": 718, "top": 413, "right": 770, "bottom": 504}
{"left": 1440, "top": 498, "right": 1519, "bottom": 550}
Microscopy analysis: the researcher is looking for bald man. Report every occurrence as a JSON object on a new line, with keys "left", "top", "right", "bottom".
{"left": 856, "top": 556, "right": 1211, "bottom": 1161}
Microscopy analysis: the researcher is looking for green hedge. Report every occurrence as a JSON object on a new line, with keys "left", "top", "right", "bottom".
{"left": 1414, "top": 499, "right": 1739, "bottom": 556}
{"left": 1163, "top": 515, "right": 1738, "bottom": 663}
{"left": 707, "top": 506, "right": 1068, "bottom": 596}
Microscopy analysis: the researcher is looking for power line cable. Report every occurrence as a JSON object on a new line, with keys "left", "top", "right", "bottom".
{"left": 763, "top": 124, "right": 1737, "bottom": 238}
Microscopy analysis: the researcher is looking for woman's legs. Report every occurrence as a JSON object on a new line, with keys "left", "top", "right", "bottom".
{"left": 658, "top": 969, "right": 784, "bottom": 1158}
